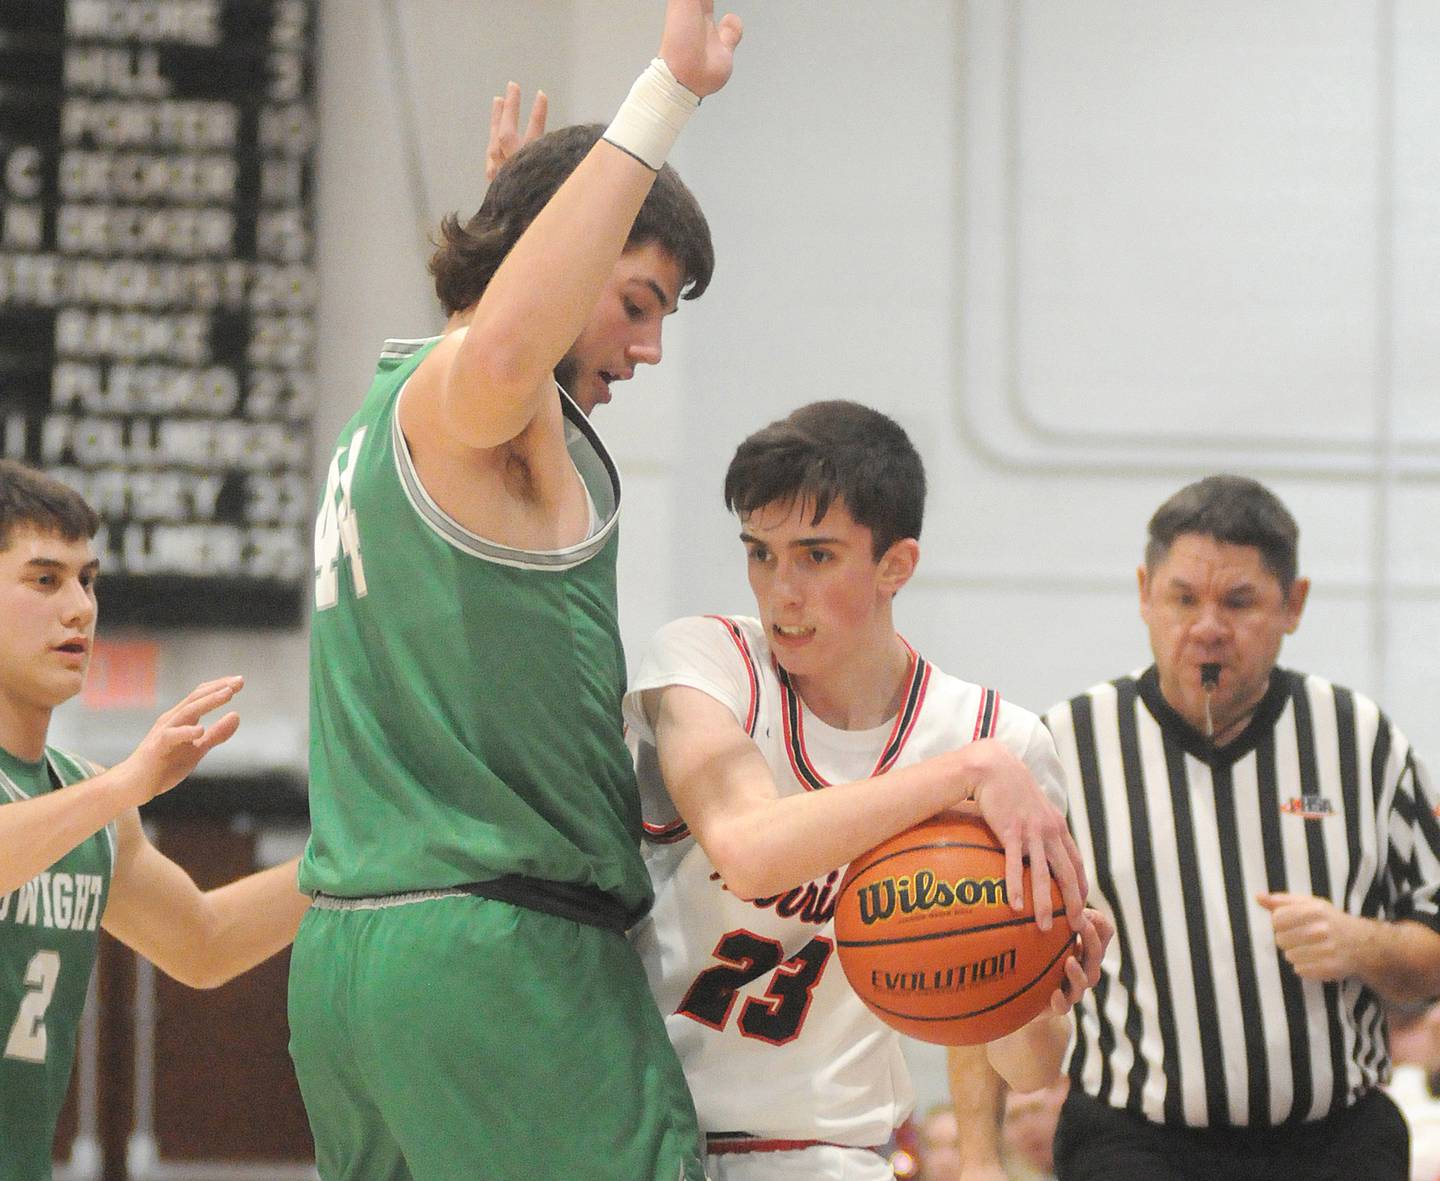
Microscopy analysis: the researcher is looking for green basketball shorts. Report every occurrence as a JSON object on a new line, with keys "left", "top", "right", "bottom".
{"left": 288, "top": 891, "right": 705, "bottom": 1180}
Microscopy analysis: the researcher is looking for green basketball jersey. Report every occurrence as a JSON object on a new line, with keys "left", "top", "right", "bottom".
{"left": 0, "top": 747, "right": 114, "bottom": 1181}
{"left": 300, "top": 338, "right": 652, "bottom": 917}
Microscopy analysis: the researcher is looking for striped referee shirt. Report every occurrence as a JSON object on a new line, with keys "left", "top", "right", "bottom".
{"left": 1049, "top": 664, "right": 1440, "bottom": 1129}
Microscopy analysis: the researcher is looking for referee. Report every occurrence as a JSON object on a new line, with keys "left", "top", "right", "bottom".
{"left": 953, "top": 475, "right": 1440, "bottom": 1181}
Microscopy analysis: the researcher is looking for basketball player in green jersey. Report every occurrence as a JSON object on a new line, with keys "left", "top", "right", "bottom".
{"left": 0, "top": 461, "right": 311, "bottom": 1181}
{"left": 288, "top": 3, "right": 742, "bottom": 1179}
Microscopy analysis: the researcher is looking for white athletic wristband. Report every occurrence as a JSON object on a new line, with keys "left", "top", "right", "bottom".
{"left": 603, "top": 58, "right": 699, "bottom": 171}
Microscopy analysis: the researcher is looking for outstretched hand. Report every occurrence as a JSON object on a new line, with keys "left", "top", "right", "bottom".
{"left": 118, "top": 677, "right": 243, "bottom": 806}
{"left": 486, "top": 82, "right": 548, "bottom": 181}
{"left": 659, "top": 0, "right": 742, "bottom": 98}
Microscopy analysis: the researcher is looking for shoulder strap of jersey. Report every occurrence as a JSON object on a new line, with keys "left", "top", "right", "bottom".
{"left": 704, "top": 615, "right": 760, "bottom": 737}
{"left": 972, "top": 687, "right": 1002, "bottom": 740}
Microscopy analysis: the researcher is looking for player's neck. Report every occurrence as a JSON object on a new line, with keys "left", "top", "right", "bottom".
{"left": 789, "top": 630, "right": 912, "bottom": 732}
{"left": 0, "top": 692, "right": 52, "bottom": 763}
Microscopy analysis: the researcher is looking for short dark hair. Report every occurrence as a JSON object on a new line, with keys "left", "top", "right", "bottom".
{"left": 1145, "top": 474, "right": 1299, "bottom": 591}
{"left": 429, "top": 123, "right": 715, "bottom": 317}
{"left": 0, "top": 461, "right": 99, "bottom": 552}
{"left": 723, "top": 401, "right": 925, "bottom": 559}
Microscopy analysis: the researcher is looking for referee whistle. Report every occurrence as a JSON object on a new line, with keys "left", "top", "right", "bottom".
{"left": 1201, "top": 662, "right": 1220, "bottom": 738}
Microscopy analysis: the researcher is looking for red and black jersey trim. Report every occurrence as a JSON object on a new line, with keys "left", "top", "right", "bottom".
{"left": 705, "top": 1133, "right": 885, "bottom": 1156}
{"left": 972, "top": 686, "right": 1001, "bottom": 740}
{"left": 642, "top": 817, "right": 691, "bottom": 844}
{"left": 776, "top": 637, "right": 931, "bottom": 791}
{"left": 642, "top": 617, "right": 761, "bottom": 846}
{"left": 706, "top": 615, "right": 761, "bottom": 737}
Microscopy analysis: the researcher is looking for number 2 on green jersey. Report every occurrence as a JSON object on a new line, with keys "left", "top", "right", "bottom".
{"left": 4, "top": 949, "right": 60, "bottom": 1064}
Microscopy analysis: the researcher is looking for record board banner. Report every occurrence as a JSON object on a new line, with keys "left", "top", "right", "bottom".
{"left": 0, "top": 0, "right": 317, "bottom": 626}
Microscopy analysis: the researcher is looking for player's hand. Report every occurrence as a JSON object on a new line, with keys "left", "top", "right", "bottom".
{"left": 1049, "top": 907, "right": 1113, "bottom": 1015}
{"left": 486, "top": 82, "right": 548, "bottom": 181}
{"left": 957, "top": 1166, "right": 1009, "bottom": 1181}
{"left": 966, "top": 739, "right": 1087, "bottom": 932}
{"left": 659, "top": 0, "right": 742, "bottom": 99}
{"left": 116, "top": 677, "right": 243, "bottom": 805}
{"left": 1258, "top": 891, "right": 1365, "bottom": 981}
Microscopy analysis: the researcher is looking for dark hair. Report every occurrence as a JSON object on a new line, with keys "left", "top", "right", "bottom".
{"left": 429, "top": 123, "right": 715, "bottom": 317}
{"left": 0, "top": 461, "right": 99, "bottom": 552}
{"left": 1145, "top": 474, "right": 1299, "bottom": 590}
{"left": 723, "top": 401, "right": 925, "bottom": 559}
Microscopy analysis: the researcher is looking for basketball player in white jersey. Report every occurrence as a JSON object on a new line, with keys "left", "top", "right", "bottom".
{"left": 625, "top": 401, "right": 1113, "bottom": 1180}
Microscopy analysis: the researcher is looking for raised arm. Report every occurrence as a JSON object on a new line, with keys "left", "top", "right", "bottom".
{"left": 0, "top": 677, "right": 242, "bottom": 896}
{"left": 101, "top": 808, "right": 309, "bottom": 990}
{"left": 439, "top": 0, "right": 742, "bottom": 450}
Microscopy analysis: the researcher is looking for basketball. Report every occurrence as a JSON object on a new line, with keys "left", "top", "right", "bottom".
{"left": 833, "top": 814, "right": 1077, "bottom": 1046}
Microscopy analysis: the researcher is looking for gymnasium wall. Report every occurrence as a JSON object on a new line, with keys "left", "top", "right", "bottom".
{"left": 35, "top": 0, "right": 1440, "bottom": 1152}
{"left": 49, "top": 2, "right": 1440, "bottom": 808}
{"left": 304, "top": 0, "right": 1439, "bottom": 812}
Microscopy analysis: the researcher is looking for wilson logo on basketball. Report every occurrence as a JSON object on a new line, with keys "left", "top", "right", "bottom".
{"left": 836, "top": 816, "right": 1076, "bottom": 1047}
{"left": 855, "top": 868, "right": 1008, "bottom": 926}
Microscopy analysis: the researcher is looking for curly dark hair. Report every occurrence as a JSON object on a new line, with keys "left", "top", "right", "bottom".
{"left": 429, "top": 123, "right": 714, "bottom": 317}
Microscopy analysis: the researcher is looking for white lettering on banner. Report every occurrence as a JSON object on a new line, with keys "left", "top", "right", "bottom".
{"left": 61, "top": 98, "right": 238, "bottom": 149}
{"left": 66, "top": 1, "right": 222, "bottom": 47}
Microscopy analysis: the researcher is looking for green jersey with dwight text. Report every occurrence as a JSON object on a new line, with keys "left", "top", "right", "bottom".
{"left": 1, "top": 746, "right": 114, "bottom": 1181}
{"left": 299, "top": 337, "right": 651, "bottom": 918}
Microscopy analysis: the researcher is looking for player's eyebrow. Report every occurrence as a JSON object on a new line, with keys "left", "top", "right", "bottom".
{"left": 632, "top": 276, "right": 678, "bottom": 315}
{"left": 738, "top": 531, "right": 845, "bottom": 548}
{"left": 1169, "top": 575, "right": 1256, "bottom": 595}
{"left": 23, "top": 557, "right": 101, "bottom": 576}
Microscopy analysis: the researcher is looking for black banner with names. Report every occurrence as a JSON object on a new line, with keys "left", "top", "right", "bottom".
{"left": 0, "top": 0, "right": 317, "bottom": 626}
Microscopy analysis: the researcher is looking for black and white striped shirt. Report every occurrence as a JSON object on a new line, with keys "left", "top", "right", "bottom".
{"left": 1049, "top": 665, "right": 1440, "bottom": 1128}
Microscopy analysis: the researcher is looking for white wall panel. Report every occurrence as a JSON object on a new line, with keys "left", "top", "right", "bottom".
{"left": 46, "top": 0, "right": 1436, "bottom": 1113}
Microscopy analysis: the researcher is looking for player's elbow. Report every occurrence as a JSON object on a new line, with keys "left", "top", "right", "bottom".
{"left": 711, "top": 859, "right": 801, "bottom": 902}
{"left": 701, "top": 829, "right": 779, "bottom": 901}
{"left": 154, "top": 951, "right": 232, "bottom": 990}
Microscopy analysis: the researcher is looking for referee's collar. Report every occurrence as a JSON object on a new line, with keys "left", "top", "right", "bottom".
{"left": 1137, "top": 664, "right": 1296, "bottom": 766}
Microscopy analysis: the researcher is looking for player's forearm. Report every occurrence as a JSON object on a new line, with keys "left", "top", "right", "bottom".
{"left": 704, "top": 750, "right": 981, "bottom": 899}
{"left": 985, "top": 1010, "right": 1070, "bottom": 1092}
{"left": 1354, "top": 917, "right": 1440, "bottom": 1006}
{"left": 0, "top": 767, "right": 143, "bottom": 895}
{"left": 443, "top": 143, "right": 656, "bottom": 447}
{"left": 132, "top": 857, "right": 310, "bottom": 989}
{"left": 948, "top": 1044, "right": 1007, "bottom": 1172}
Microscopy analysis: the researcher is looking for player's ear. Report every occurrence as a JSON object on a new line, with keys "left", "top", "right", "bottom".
{"left": 1283, "top": 575, "right": 1310, "bottom": 634}
{"left": 878, "top": 538, "right": 919, "bottom": 597}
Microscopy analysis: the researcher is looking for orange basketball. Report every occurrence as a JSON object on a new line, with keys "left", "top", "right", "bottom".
{"left": 834, "top": 814, "right": 1076, "bottom": 1046}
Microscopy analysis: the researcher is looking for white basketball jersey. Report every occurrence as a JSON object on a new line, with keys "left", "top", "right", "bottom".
{"left": 624, "top": 615, "right": 1067, "bottom": 1147}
